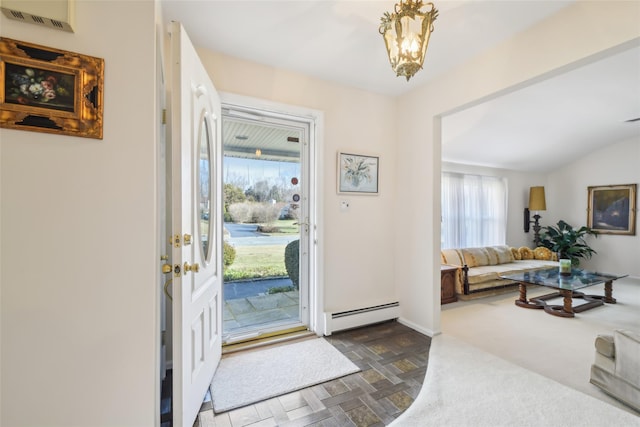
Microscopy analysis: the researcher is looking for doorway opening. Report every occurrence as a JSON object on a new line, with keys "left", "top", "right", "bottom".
{"left": 221, "top": 106, "right": 313, "bottom": 345}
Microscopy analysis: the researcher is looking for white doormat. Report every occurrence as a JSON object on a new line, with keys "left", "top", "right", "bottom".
{"left": 210, "top": 337, "right": 360, "bottom": 413}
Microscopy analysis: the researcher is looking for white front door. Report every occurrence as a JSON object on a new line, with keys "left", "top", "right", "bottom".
{"left": 169, "top": 22, "right": 222, "bottom": 427}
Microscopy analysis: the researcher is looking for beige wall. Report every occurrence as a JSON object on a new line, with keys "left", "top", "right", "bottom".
{"left": 548, "top": 137, "right": 640, "bottom": 276}
{"left": 0, "top": 1, "right": 159, "bottom": 425}
{"left": 395, "top": 1, "right": 640, "bottom": 335}
{"left": 197, "top": 50, "right": 399, "bottom": 314}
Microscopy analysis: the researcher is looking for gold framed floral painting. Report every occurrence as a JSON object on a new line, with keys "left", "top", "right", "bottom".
{"left": 0, "top": 37, "right": 104, "bottom": 139}
{"left": 587, "top": 184, "right": 637, "bottom": 235}
{"left": 337, "top": 152, "right": 379, "bottom": 195}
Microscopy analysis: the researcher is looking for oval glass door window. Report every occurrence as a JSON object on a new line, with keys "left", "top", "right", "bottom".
{"left": 198, "top": 116, "right": 212, "bottom": 262}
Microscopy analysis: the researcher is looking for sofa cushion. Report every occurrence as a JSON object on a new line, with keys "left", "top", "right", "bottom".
{"left": 461, "top": 247, "right": 492, "bottom": 268}
{"left": 466, "top": 266, "right": 501, "bottom": 284}
{"left": 441, "top": 248, "right": 464, "bottom": 266}
{"left": 514, "top": 259, "right": 558, "bottom": 270}
{"left": 466, "top": 261, "right": 556, "bottom": 285}
{"left": 470, "top": 278, "right": 516, "bottom": 290}
{"left": 486, "top": 245, "right": 515, "bottom": 265}
{"left": 511, "top": 247, "right": 522, "bottom": 260}
{"left": 595, "top": 334, "right": 615, "bottom": 358}
{"left": 466, "top": 263, "right": 525, "bottom": 283}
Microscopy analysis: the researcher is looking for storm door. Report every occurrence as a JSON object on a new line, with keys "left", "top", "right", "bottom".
{"left": 220, "top": 108, "right": 312, "bottom": 345}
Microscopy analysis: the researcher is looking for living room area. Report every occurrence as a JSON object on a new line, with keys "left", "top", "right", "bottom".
{"left": 436, "top": 81, "right": 640, "bottom": 417}
{"left": 435, "top": 123, "right": 640, "bottom": 412}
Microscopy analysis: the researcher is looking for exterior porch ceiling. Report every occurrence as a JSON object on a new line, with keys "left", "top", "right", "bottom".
{"left": 222, "top": 116, "right": 301, "bottom": 163}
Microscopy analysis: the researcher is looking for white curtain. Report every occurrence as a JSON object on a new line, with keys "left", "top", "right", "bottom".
{"left": 441, "top": 172, "right": 507, "bottom": 249}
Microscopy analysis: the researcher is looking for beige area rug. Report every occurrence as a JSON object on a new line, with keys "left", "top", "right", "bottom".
{"left": 390, "top": 334, "right": 640, "bottom": 426}
{"left": 440, "top": 276, "right": 640, "bottom": 414}
{"left": 210, "top": 337, "right": 360, "bottom": 413}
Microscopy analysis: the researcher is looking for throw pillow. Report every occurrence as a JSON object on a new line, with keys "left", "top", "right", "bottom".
{"left": 510, "top": 247, "right": 522, "bottom": 260}
{"left": 441, "top": 248, "right": 464, "bottom": 266}
{"left": 533, "top": 246, "right": 553, "bottom": 260}
{"left": 519, "top": 246, "right": 534, "bottom": 260}
{"left": 486, "top": 245, "right": 514, "bottom": 264}
{"left": 461, "top": 247, "right": 491, "bottom": 267}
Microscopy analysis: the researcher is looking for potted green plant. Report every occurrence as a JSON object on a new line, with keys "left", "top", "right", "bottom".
{"left": 539, "top": 220, "right": 598, "bottom": 266}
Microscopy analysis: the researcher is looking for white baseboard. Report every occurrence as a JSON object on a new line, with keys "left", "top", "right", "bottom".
{"left": 397, "top": 317, "right": 440, "bottom": 338}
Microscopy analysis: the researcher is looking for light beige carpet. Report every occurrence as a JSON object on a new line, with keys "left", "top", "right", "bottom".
{"left": 441, "top": 276, "right": 640, "bottom": 414}
{"left": 391, "top": 334, "right": 640, "bottom": 426}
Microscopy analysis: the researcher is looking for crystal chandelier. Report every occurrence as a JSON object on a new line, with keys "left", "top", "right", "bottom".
{"left": 379, "top": 0, "right": 438, "bottom": 81}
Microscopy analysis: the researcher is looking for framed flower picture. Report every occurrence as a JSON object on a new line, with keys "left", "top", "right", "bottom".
{"left": 587, "top": 184, "right": 637, "bottom": 235}
{"left": 337, "top": 152, "right": 379, "bottom": 195}
{"left": 0, "top": 37, "right": 104, "bottom": 139}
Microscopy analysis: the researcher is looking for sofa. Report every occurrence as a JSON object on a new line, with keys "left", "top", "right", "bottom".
{"left": 441, "top": 245, "right": 558, "bottom": 296}
{"left": 590, "top": 330, "right": 640, "bottom": 412}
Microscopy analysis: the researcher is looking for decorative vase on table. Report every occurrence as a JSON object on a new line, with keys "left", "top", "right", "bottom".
{"left": 559, "top": 258, "right": 572, "bottom": 276}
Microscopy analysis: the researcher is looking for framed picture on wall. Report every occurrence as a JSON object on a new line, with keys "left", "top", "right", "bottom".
{"left": 337, "top": 152, "right": 379, "bottom": 195}
{"left": 587, "top": 184, "right": 637, "bottom": 235}
{"left": 0, "top": 37, "right": 104, "bottom": 139}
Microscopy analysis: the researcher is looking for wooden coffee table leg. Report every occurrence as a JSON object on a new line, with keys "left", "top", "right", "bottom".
{"left": 604, "top": 280, "right": 617, "bottom": 303}
{"left": 515, "top": 283, "right": 542, "bottom": 309}
{"left": 519, "top": 283, "right": 527, "bottom": 303}
{"left": 562, "top": 289, "right": 574, "bottom": 315}
{"left": 541, "top": 289, "right": 575, "bottom": 317}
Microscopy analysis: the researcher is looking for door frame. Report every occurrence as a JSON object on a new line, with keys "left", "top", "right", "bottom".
{"left": 220, "top": 91, "right": 325, "bottom": 335}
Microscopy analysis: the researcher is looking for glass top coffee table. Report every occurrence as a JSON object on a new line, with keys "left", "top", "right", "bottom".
{"left": 500, "top": 267, "right": 627, "bottom": 318}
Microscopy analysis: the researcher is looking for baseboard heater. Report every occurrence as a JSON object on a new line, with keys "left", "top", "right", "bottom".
{"left": 324, "top": 302, "right": 399, "bottom": 335}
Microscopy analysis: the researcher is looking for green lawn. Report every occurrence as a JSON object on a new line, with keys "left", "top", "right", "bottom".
{"left": 258, "top": 219, "right": 299, "bottom": 235}
{"left": 223, "top": 219, "right": 299, "bottom": 281}
{"left": 223, "top": 244, "right": 288, "bottom": 281}
{"left": 273, "top": 219, "right": 299, "bottom": 234}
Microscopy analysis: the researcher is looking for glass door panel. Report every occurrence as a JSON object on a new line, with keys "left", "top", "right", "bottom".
{"left": 221, "top": 109, "right": 309, "bottom": 344}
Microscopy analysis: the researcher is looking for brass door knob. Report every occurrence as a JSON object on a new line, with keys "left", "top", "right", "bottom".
{"left": 161, "top": 264, "right": 172, "bottom": 274}
{"left": 184, "top": 262, "right": 200, "bottom": 273}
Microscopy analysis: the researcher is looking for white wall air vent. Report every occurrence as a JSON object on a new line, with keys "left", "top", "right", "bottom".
{"left": 1, "top": 0, "right": 75, "bottom": 32}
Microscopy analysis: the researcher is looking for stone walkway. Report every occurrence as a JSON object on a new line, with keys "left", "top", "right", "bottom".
{"left": 223, "top": 289, "right": 300, "bottom": 334}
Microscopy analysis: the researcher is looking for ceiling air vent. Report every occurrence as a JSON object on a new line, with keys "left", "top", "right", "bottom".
{"left": 1, "top": 0, "right": 75, "bottom": 32}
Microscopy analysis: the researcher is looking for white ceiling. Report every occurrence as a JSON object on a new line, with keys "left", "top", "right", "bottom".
{"left": 160, "top": 0, "right": 640, "bottom": 172}
{"left": 442, "top": 44, "right": 640, "bottom": 172}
